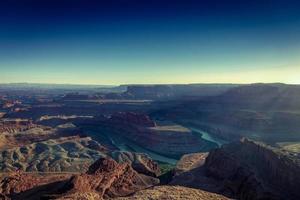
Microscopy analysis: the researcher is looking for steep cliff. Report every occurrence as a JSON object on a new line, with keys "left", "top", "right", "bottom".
{"left": 204, "top": 138, "right": 300, "bottom": 200}
{"left": 170, "top": 138, "right": 300, "bottom": 200}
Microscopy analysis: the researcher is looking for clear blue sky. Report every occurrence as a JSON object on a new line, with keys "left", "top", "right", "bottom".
{"left": 0, "top": 0, "right": 300, "bottom": 84}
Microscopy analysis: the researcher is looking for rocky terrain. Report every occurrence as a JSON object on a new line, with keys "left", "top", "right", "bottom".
{"left": 0, "top": 157, "right": 231, "bottom": 200}
{"left": 0, "top": 158, "right": 160, "bottom": 200}
{"left": 0, "top": 135, "right": 107, "bottom": 172}
{"left": 1, "top": 127, "right": 300, "bottom": 199}
{"left": 1, "top": 83, "right": 300, "bottom": 199}
{"left": 0, "top": 120, "right": 109, "bottom": 172}
{"left": 109, "top": 151, "right": 161, "bottom": 177}
{"left": 0, "top": 172, "right": 72, "bottom": 199}
{"left": 171, "top": 138, "right": 300, "bottom": 200}
{"left": 4, "top": 138, "right": 298, "bottom": 200}
{"left": 113, "top": 186, "right": 230, "bottom": 200}
{"left": 0, "top": 119, "right": 35, "bottom": 135}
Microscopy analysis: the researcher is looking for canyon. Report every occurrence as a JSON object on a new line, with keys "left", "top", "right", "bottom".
{"left": 0, "top": 83, "right": 300, "bottom": 199}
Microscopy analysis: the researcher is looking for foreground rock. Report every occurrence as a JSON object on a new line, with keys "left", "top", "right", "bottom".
{"left": 0, "top": 172, "right": 72, "bottom": 199}
{"left": 205, "top": 138, "right": 300, "bottom": 200}
{"left": 172, "top": 138, "right": 300, "bottom": 200}
{"left": 61, "top": 158, "right": 159, "bottom": 199}
{"left": 57, "top": 186, "right": 229, "bottom": 200}
{"left": 170, "top": 153, "right": 220, "bottom": 193}
{"left": 113, "top": 186, "right": 230, "bottom": 200}
{"left": 0, "top": 158, "right": 159, "bottom": 199}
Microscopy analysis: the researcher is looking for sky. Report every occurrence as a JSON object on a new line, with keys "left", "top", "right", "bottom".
{"left": 0, "top": 0, "right": 300, "bottom": 85}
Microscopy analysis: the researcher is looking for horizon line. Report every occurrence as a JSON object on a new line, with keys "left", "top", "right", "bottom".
{"left": 0, "top": 82, "right": 299, "bottom": 86}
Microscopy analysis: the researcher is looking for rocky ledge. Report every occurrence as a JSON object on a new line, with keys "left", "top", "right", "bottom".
{"left": 171, "top": 138, "right": 300, "bottom": 200}
{"left": 205, "top": 138, "right": 300, "bottom": 200}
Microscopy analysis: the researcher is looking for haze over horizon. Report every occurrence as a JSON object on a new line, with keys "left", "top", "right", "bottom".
{"left": 1, "top": 0, "right": 300, "bottom": 84}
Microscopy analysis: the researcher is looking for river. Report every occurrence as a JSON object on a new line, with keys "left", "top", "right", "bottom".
{"left": 189, "top": 127, "right": 227, "bottom": 147}
{"left": 86, "top": 129, "right": 178, "bottom": 165}
{"left": 85, "top": 126, "right": 226, "bottom": 165}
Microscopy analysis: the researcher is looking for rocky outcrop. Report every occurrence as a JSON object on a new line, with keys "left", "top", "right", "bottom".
{"left": 1, "top": 158, "right": 159, "bottom": 199}
{"left": 0, "top": 172, "right": 41, "bottom": 195}
{"left": 59, "top": 158, "right": 159, "bottom": 199}
{"left": 0, "top": 172, "right": 71, "bottom": 199}
{"left": 109, "top": 151, "right": 161, "bottom": 177}
{"left": 170, "top": 153, "right": 220, "bottom": 193}
{"left": 174, "top": 153, "right": 208, "bottom": 176}
{"left": 170, "top": 138, "right": 300, "bottom": 200}
{"left": 204, "top": 138, "right": 300, "bottom": 200}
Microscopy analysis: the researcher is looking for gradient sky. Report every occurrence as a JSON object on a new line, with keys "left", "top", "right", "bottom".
{"left": 0, "top": 0, "right": 300, "bottom": 84}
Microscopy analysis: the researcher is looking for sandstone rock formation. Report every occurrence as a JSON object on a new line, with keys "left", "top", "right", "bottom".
{"left": 204, "top": 138, "right": 300, "bottom": 200}
{"left": 0, "top": 172, "right": 72, "bottom": 199}
{"left": 171, "top": 138, "right": 300, "bottom": 200}
{"left": 109, "top": 151, "right": 161, "bottom": 177}
{"left": 61, "top": 158, "right": 159, "bottom": 199}
{"left": 0, "top": 158, "right": 159, "bottom": 199}
{"left": 174, "top": 152, "right": 208, "bottom": 176}
{"left": 170, "top": 152, "right": 220, "bottom": 193}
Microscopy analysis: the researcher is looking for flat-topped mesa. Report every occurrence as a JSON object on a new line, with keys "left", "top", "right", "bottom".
{"left": 204, "top": 138, "right": 300, "bottom": 200}
{"left": 109, "top": 112, "right": 156, "bottom": 127}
